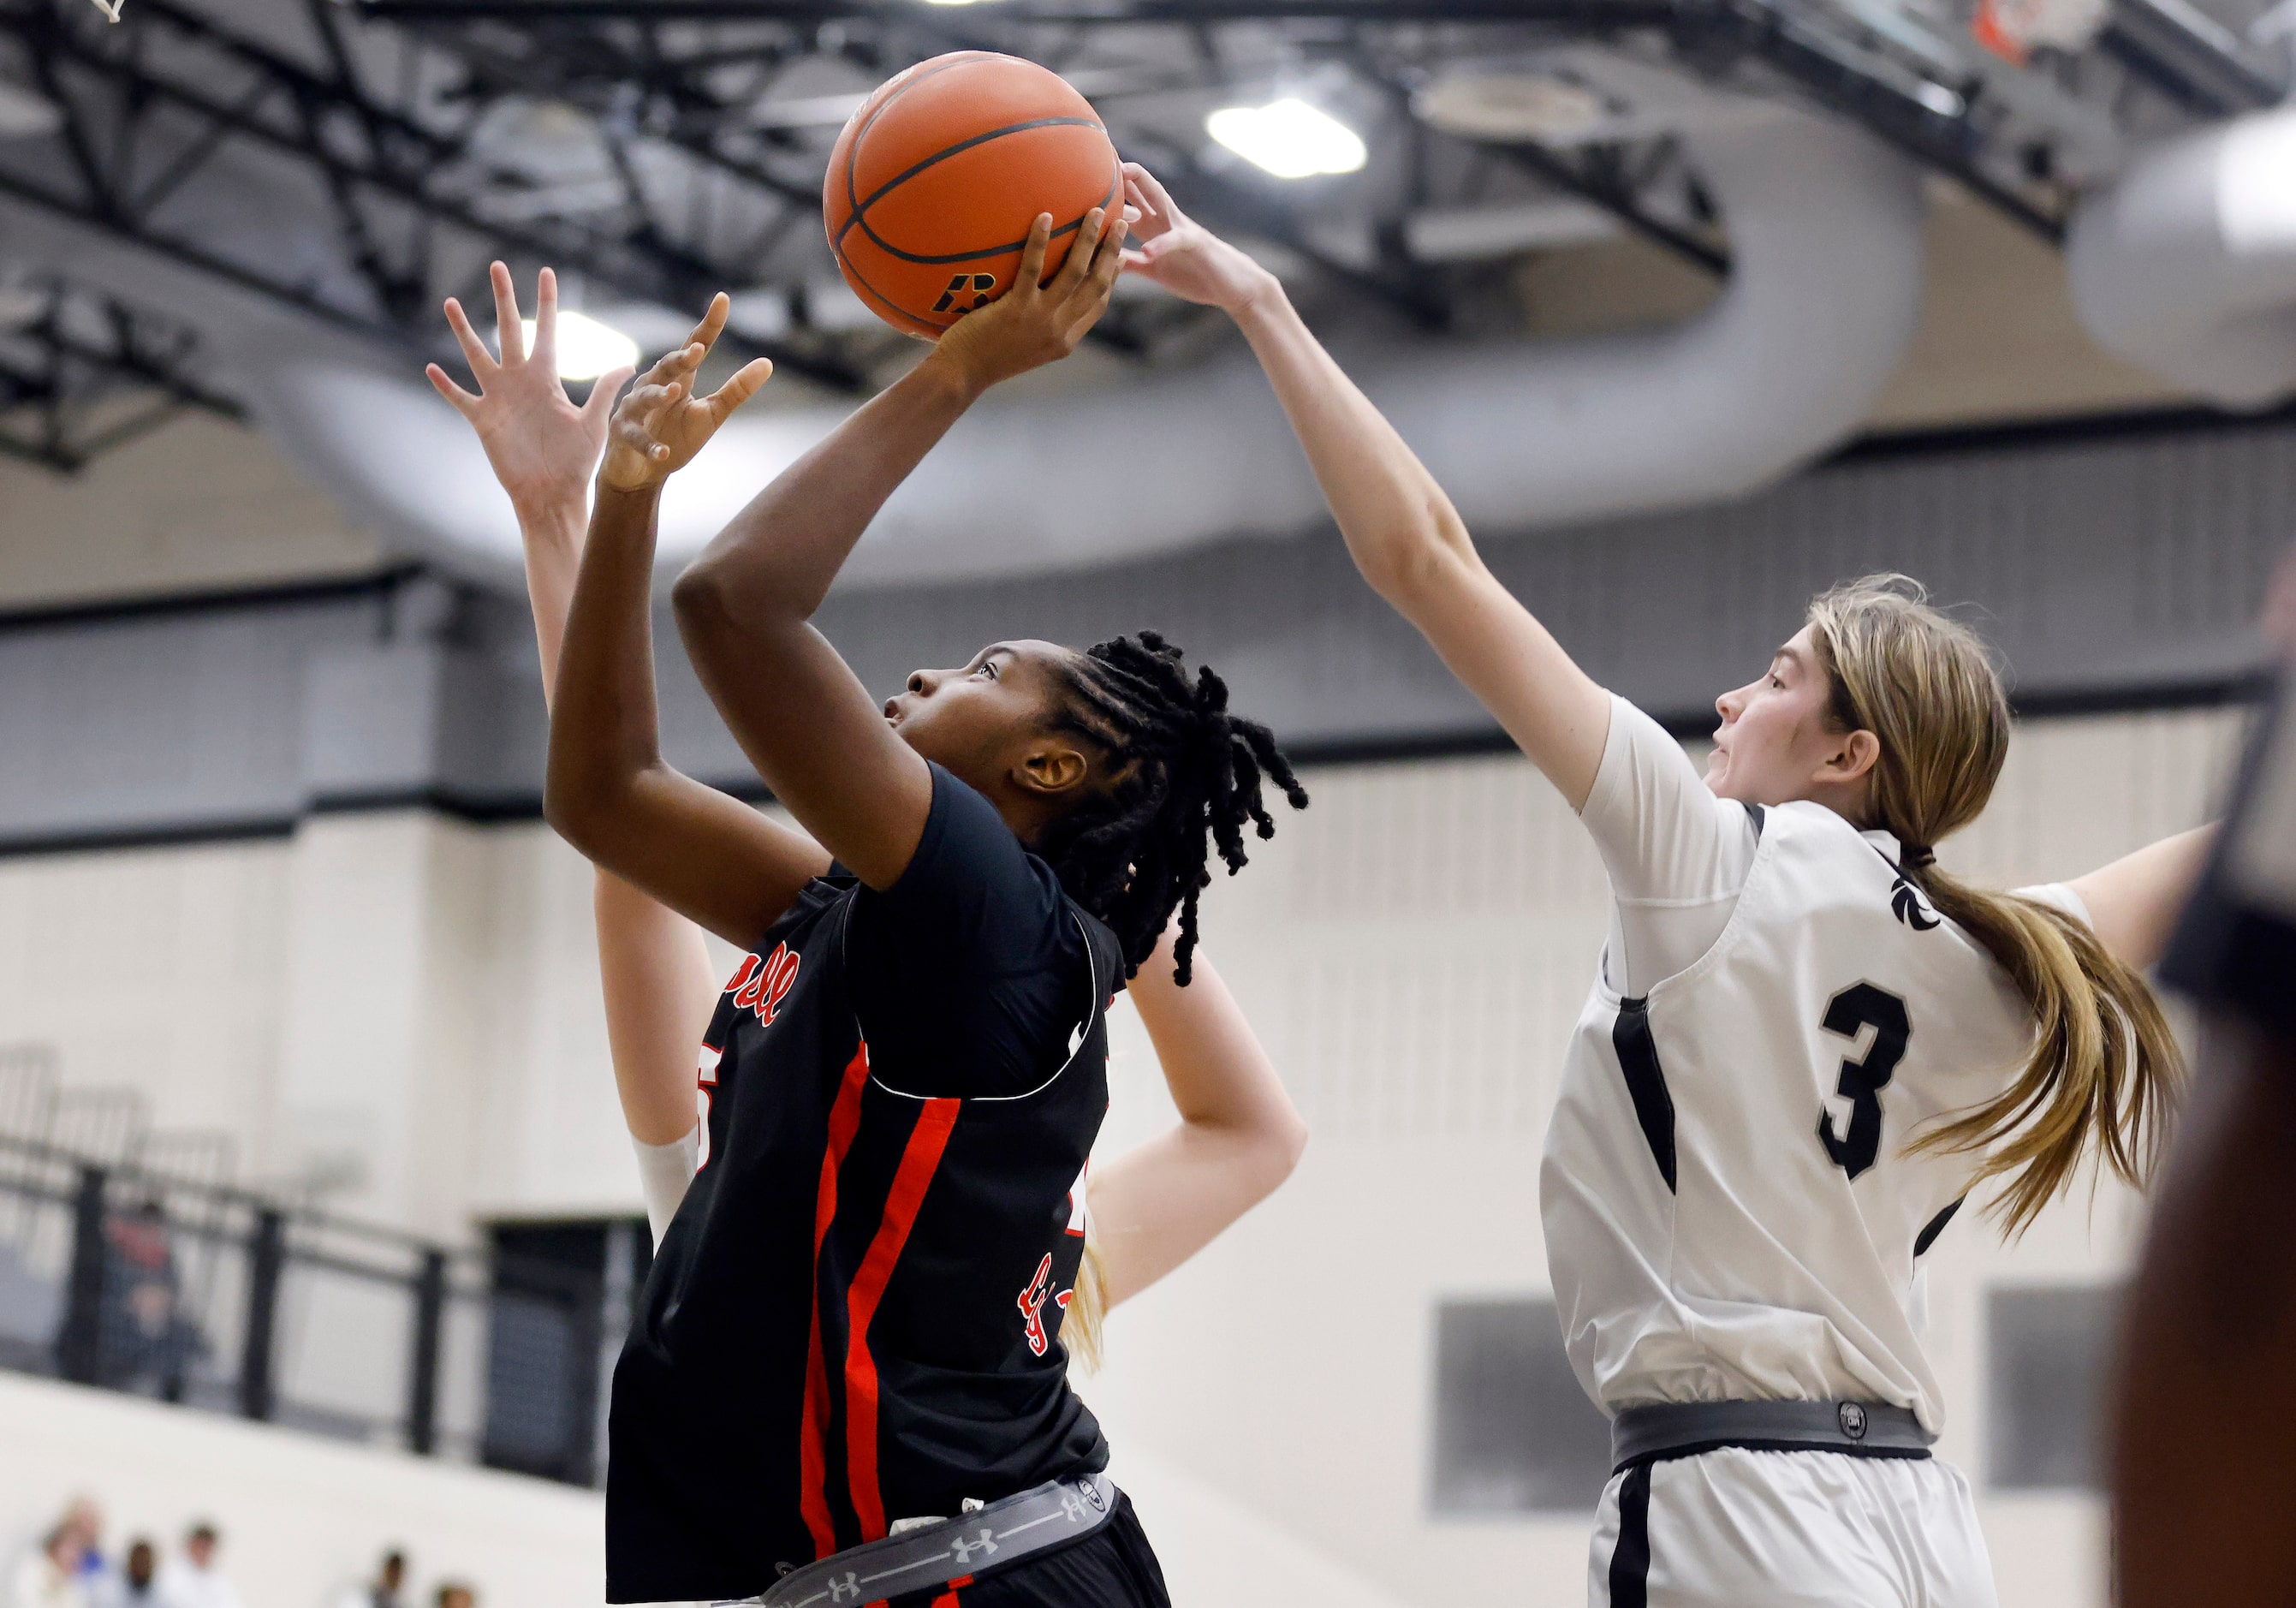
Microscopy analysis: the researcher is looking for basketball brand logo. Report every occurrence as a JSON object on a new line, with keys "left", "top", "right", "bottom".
{"left": 932, "top": 273, "right": 996, "bottom": 315}
{"left": 724, "top": 943, "right": 801, "bottom": 1026}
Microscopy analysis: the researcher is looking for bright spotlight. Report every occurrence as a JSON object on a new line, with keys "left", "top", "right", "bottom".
{"left": 1206, "top": 98, "right": 1368, "bottom": 180}
{"left": 515, "top": 311, "right": 640, "bottom": 382}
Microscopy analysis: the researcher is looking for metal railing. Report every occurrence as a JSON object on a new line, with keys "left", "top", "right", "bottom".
{"left": 0, "top": 1129, "right": 620, "bottom": 1486}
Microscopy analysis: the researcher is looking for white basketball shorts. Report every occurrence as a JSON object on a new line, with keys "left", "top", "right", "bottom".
{"left": 1588, "top": 1448, "right": 1998, "bottom": 1608}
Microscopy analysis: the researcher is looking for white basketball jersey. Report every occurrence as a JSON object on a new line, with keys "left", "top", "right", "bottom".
{"left": 1542, "top": 800, "right": 2055, "bottom": 1433}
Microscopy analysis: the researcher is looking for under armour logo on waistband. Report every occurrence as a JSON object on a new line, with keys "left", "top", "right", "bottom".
{"left": 948, "top": 1528, "right": 999, "bottom": 1565}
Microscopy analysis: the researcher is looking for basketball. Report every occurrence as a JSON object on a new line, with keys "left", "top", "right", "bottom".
{"left": 824, "top": 52, "right": 1124, "bottom": 339}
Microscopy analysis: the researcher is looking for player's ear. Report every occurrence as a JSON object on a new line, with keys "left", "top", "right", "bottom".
{"left": 1827, "top": 728, "right": 1882, "bottom": 785}
{"left": 1014, "top": 740, "right": 1089, "bottom": 798}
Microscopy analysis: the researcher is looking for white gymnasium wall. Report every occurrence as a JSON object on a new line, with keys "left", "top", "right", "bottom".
{"left": 0, "top": 1371, "right": 602, "bottom": 1608}
{"left": 0, "top": 706, "right": 2246, "bottom": 1605}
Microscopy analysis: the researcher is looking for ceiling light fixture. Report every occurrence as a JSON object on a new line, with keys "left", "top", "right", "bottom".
{"left": 515, "top": 311, "right": 640, "bottom": 381}
{"left": 1206, "top": 98, "right": 1368, "bottom": 180}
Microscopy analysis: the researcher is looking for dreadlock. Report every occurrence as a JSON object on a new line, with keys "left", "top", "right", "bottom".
{"left": 1034, "top": 630, "right": 1309, "bottom": 984}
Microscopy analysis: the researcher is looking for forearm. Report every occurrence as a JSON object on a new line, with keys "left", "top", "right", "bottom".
{"left": 1232, "top": 284, "right": 1477, "bottom": 604}
{"left": 595, "top": 871, "right": 718, "bottom": 1145}
{"left": 515, "top": 497, "right": 587, "bottom": 691}
{"left": 547, "top": 484, "right": 671, "bottom": 853}
{"left": 1230, "top": 284, "right": 1608, "bottom": 802}
{"left": 1129, "top": 946, "right": 1303, "bottom": 1143}
{"left": 676, "top": 353, "right": 978, "bottom": 626}
{"left": 2069, "top": 824, "right": 2218, "bottom": 971}
{"left": 1089, "top": 945, "right": 1306, "bottom": 1307}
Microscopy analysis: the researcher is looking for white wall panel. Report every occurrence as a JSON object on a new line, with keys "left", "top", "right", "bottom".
{"left": 0, "top": 705, "right": 2252, "bottom": 1605}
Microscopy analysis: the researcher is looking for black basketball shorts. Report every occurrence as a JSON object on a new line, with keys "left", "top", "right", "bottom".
{"left": 883, "top": 1492, "right": 1169, "bottom": 1608}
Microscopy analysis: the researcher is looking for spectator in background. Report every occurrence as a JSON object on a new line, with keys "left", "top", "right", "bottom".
{"left": 330, "top": 1551, "right": 403, "bottom": 1608}
{"left": 9, "top": 1501, "right": 99, "bottom": 1608}
{"left": 432, "top": 1585, "right": 472, "bottom": 1608}
{"left": 92, "top": 1542, "right": 158, "bottom": 1608}
{"left": 100, "top": 1198, "right": 201, "bottom": 1400}
{"left": 151, "top": 1528, "right": 234, "bottom": 1608}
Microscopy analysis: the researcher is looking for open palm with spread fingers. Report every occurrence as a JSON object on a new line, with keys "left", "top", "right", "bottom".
{"left": 601, "top": 293, "right": 774, "bottom": 493}
{"left": 428, "top": 262, "right": 632, "bottom": 517}
{"left": 1119, "top": 163, "right": 1279, "bottom": 317}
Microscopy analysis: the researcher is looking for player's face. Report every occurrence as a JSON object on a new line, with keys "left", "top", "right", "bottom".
{"left": 883, "top": 640, "right": 1082, "bottom": 795}
{"left": 1706, "top": 626, "right": 1850, "bottom": 804}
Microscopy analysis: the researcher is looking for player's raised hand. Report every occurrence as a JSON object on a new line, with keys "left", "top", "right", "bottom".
{"left": 599, "top": 294, "right": 774, "bottom": 494}
{"left": 427, "top": 263, "right": 634, "bottom": 518}
{"left": 1119, "top": 163, "right": 1280, "bottom": 318}
{"left": 929, "top": 204, "right": 1126, "bottom": 394}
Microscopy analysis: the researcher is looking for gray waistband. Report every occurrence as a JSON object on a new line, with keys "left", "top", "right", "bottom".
{"left": 735, "top": 1472, "right": 1120, "bottom": 1608}
{"left": 1610, "top": 1400, "right": 1936, "bottom": 1469}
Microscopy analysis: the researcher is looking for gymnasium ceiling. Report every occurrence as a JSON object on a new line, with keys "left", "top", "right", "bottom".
{"left": 0, "top": 0, "right": 2287, "bottom": 604}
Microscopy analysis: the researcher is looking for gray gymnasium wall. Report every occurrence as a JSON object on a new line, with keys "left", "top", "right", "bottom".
{"left": 3, "top": 410, "right": 2290, "bottom": 853}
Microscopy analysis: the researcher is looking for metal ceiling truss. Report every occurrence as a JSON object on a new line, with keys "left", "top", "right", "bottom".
{"left": 0, "top": 277, "right": 243, "bottom": 470}
{"left": 1, "top": 0, "right": 2282, "bottom": 472}
{"left": 360, "top": 0, "right": 2286, "bottom": 239}
{"left": 0, "top": 0, "right": 865, "bottom": 384}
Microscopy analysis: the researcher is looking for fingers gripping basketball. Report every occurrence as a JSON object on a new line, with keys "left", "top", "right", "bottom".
{"left": 824, "top": 52, "right": 1124, "bottom": 339}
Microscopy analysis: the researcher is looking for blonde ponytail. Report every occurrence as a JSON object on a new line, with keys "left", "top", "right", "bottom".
{"left": 1061, "top": 1233, "right": 1107, "bottom": 1373}
{"left": 1808, "top": 575, "right": 2185, "bottom": 1237}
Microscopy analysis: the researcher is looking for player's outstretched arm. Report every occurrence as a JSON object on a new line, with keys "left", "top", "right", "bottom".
{"left": 1120, "top": 164, "right": 1611, "bottom": 809}
{"left": 2067, "top": 825, "right": 2217, "bottom": 971}
{"left": 670, "top": 208, "right": 1125, "bottom": 889}
{"left": 431, "top": 263, "right": 721, "bottom": 1147}
{"left": 1086, "top": 929, "right": 1307, "bottom": 1308}
{"left": 545, "top": 306, "right": 832, "bottom": 950}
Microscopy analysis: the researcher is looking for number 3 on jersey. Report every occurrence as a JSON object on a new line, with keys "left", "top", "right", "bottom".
{"left": 1816, "top": 982, "right": 1911, "bottom": 1180}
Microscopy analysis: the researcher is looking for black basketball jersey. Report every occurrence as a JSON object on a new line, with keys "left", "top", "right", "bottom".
{"left": 604, "top": 870, "right": 1118, "bottom": 1603}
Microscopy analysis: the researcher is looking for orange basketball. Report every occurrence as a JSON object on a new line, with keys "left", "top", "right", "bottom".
{"left": 824, "top": 52, "right": 1123, "bottom": 340}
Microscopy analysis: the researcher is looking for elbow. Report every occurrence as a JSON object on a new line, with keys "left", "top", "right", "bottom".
{"left": 1249, "top": 1106, "right": 1310, "bottom": 1198}
{"left": 541, "top": 765, "right": 601, "bottom": 862}
{"left": 669, "top": 559, "right": 729, "bottom": 641}
{"left": 1275, "top": 1107, "right": 1310, "bottom": 1179}
{"left": 1357, "top": 509, "right": 1472, "bottom": 609}
{"left": 542, "top": 737, "right": 619, "bottom": 866}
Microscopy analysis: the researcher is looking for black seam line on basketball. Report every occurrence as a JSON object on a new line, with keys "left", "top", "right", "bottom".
{"left": 855, "top": 206, "right": 1095, "bottom": 267}
{"left": 1614, "top": 1438, "right": 1934, "bottom": 1475}
{"left": 841, "top": 52, "right": 992, "bottom": 225}
{"left": 834, "top": 241, "right": 957, "bottom": 334}
{"left": 835, "top": 117, "right": 1107, "bottom": 253}
{"left": 854, "top": 167, "right": 1122, "bottom": 266}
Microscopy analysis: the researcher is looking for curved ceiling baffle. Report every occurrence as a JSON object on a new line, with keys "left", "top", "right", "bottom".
{"left": 2066, "top": 104, "right": 2296, "bottom": 409}
{"left": 253, "top": 103, "right": 1927, "bottom": 588}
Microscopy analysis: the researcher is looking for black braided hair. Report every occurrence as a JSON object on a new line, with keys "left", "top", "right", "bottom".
{"left": 1034, "top": 631, "right": 1309, "bottom": 985}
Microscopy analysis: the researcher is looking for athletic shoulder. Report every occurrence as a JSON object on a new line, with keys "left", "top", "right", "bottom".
{"left": 1580, "top": 694, "right": 1758, "bottom": 901}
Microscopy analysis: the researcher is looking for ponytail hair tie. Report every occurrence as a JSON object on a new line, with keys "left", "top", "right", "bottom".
{"left": 1901, "top": 844, "right": 1936, "bottom": 870}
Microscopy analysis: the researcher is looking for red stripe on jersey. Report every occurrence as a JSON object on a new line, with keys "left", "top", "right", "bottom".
{"left": 799, "top": 1042, "right": 873, "bottom": 1559}
{"left": 843, "top": 1097, "right": 961, "bottom": 1542}
{"left": 930, "top": 1577, "right": 973, "bottom": 1605}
